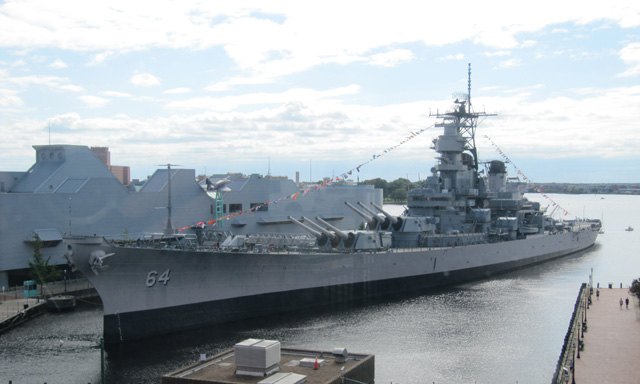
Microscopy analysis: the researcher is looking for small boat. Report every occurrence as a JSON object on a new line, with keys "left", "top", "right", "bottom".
{"left": 46, "top": 295, "right": 76, "bottom": 312}
{"left": 625, "top": 226, "right": 634, "bottom": 232}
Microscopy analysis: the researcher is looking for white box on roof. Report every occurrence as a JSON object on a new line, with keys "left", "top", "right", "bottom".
{"left": 235, "top": 339, "right": 281, "bottom": 377}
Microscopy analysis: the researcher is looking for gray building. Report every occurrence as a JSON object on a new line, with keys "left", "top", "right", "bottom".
{"left": 0, "top": 145, "right": 381, "bottom": 287}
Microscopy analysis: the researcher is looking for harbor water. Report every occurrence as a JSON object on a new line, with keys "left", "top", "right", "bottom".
{"left": 0, "top": 193, "right": 638, "bottom": 384}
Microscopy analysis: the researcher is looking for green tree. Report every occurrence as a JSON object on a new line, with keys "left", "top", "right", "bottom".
{"left": 363, "top": 178, "right": 389, "bottom": 196}
{"left": 387, "top": 178, "right": 418, "bottom": 202}
{"left": 28, "top": 234, "right": 62, "bottom": 294}
{"left": 630, "top": 277, "right": 640, "bottom": 300}
{"left": 389, "top": 188, "right": 408, "bottom": 202}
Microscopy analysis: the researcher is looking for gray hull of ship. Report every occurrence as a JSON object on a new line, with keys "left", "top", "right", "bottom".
{"left": 69, "top": 227, "right": 598, "bottom": 343}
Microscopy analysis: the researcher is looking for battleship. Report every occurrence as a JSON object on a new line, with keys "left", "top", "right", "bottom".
{"left": 64, "top": 67, "right": 601, "bottom": 344}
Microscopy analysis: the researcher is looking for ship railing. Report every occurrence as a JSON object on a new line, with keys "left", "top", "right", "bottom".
{"left": 246, "top": 233, "right": 316, "bottom": 250}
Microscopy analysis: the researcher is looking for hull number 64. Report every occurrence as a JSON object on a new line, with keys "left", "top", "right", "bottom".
{"left": 146, "top": 269, "right": 171, "bottom": 287}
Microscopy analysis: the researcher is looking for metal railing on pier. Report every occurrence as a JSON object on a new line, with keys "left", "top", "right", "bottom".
{"left": 551, "top": 283, "right": 590, "bottom": 384}
{"left": 1, "top": 277, "right": 93, "bottom": 300}
{"left": 1, "top": 277, "right": 97, "bottom": 328}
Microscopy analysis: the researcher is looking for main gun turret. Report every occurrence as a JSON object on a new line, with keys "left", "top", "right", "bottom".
{"left": 288, "top": 215, "right": 391, "bottom": 251}
{"left": 369, "top": 202, "right": 403, "bottom": 231}
{"left": 288, "top": 216, "right": 332, "bottom": 247}
{"left": 314, "top": 216, "right": 356, "bottom": 248}
{"left": 344, "top": 201, "right": 379, "bottom": 229}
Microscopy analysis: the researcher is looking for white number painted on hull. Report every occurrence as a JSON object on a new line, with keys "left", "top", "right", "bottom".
{"left": 146, "top": 269, "right": 171, "bottom": 287}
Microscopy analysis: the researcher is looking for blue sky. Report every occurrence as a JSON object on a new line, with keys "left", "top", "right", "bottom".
{"left": 1, "top": 1, "right": 639, "bottom": 183}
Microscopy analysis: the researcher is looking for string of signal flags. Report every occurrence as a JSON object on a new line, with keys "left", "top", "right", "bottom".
{"left": 481, "top": 134, "right": 571, "bottom": 217}
{"left": 178, "top": 128, "right": 571, "bottom": 231}
{"left": 178, "top": 125, "right": 435, "bottom": 231}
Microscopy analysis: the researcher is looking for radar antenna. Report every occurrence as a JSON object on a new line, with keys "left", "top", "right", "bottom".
{"left": 433, "top": 63, "right": 496, "bottom": 171}
{"left": 467, "top": 63, "right": 472, "bottom": 110}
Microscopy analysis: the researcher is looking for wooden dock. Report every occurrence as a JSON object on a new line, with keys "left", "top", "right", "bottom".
{"left": 573, "top": 287, "right": 640, "bottom": 384}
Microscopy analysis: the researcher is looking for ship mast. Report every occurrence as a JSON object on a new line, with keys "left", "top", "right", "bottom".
{"left": 160, "top": 163, "right": 178, "bottom": 235}
{"left": 435, "top": 63, "right": 494, "bottom": 172}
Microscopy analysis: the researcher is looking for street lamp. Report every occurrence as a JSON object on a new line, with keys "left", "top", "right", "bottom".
{"left": 572, "top": 345, "right": 576, "bottom": 384}
{"left": 64, "top": 269, "right": 67, "bottom": 292}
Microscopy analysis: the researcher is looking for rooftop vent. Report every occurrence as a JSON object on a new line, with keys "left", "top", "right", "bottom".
{"left": 235, "top": 339, "right": 281, "bottom": 377}
{"left": 332, "top": 347, "right": 349, "bottom": 363}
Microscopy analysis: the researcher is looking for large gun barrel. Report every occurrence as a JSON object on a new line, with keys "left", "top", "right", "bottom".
{"left": 289, "top": 216, "right": 331, "bottom": 247}
{"left": 314, "top": 217, "right": 347, "bottom": 240}
{"left": 369, "top": 201, "right": 398, "bottom": 225}
{"left": 357, "top": 202, "right": 385, "bottom": 224}
{"left": 344, "top": 202, "right": 378, "bottom": 229}
{"left": 288, "top": 216, "right": 322, "bottom": 239}
{"left": 370, "top": 201, "right": 404, "bottom": 231}
{"left": 301, "top": 216, "right": 336, "bottom": 239}
{"left": 315, "top": 216, "right": 356, "bottom": 248}
{"left": 301, "top": 216, "right": 341, "bottom": 248}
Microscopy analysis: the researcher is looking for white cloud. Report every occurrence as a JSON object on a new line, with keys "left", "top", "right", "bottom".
{"left": 369, "top": 49, "right": 414, "bottom": 67}
{"left": 166, "top": 84, "right": 360, "bottom": 111}
{"left": 163, "top": 87, "right": 191, "bottom": 94}
{"left": 495, "top": 58, "right": 521, "bottom": 69}
{"left": 88, "top": 51, "right": 114, "bottom": 66}
{"left": 59, "top": 84, "right": 83, "bottom": 92}
{"left": 520, "top": 40, "right": 537, "bottom": 48}
{"left": 78, "top": 95, "right": 109, "bottom": 108}
{"left": 477, "top": 85, "right": 640, "bottom": 160}
{"left": 484, "top": 51, "right": 511, "bottom": 57}
{"left": 0, "top": 88, "right": 24, "bottom": 107}
{"left": 439, "top": 54, "right": 465, "bottom": 61}
{"left": 102, "top": 91, "right": 133, "bottom": 98}
{"left": 131, "top": 73, "right": 160, "bottom": 86}
{"left": 1, "top": 2, "right": 639, "bottom": 89}
{"left": 49, "top": 59, "right": 67, "bottom": 68}
{"left": 618, "top": 42, "right": 640, "bottom": 77}
{"left": 6, "top": 75, "right": 84, "bottom": 93}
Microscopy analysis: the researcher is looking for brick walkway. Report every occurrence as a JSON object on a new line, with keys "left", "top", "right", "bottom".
{"left": 574, "top": 288, "right": 640, "bottom": 384}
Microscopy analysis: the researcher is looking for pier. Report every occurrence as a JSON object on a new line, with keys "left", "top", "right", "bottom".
{"left": 553, "top": 283, "right": 640, "bottom": 384}
{"left": 0, "top": 278, "right": 97, "bottom": 335}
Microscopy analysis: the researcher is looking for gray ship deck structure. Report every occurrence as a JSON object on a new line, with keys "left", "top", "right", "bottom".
{"left": 64, "top": 66, "right": 601, "bottom": 344}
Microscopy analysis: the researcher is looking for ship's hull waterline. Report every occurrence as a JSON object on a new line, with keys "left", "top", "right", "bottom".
{"left": 68, "top": 227, "right": 597, "bottom": 344}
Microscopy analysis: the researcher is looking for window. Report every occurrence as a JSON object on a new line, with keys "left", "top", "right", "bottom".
{"left": 229, "top": 204, "right": 242, "bottom": 213}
